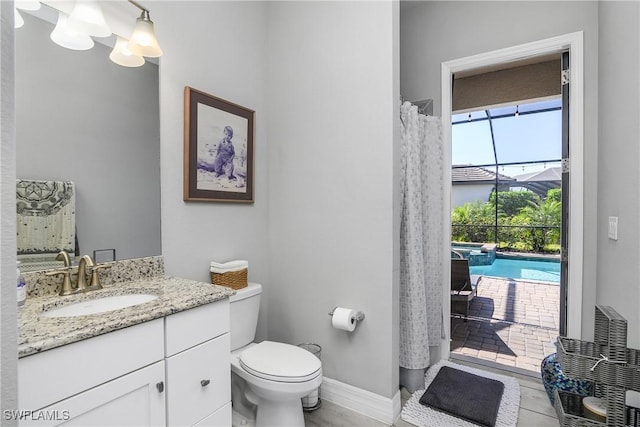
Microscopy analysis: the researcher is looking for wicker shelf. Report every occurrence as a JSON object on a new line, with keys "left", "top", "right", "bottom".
{"left": 554, "top": 305, "right": 640, "bottom": 427}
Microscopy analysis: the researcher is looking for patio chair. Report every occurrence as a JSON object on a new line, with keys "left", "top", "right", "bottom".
{"left": 451, "top": 249, "right": 464, "bottom": 259}
{"left": 450, "top": 258, "right": 479, "bottom": 320}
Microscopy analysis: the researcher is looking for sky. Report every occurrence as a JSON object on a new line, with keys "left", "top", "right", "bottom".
{"left": 452, "top": 98, "right": 562, "bottom": 178}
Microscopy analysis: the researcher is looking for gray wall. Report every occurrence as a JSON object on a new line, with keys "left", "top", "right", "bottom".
{"left": 1, "top": 1, "right": 18, "bottom": 422}
{"left": 15, "top": 13, "right": 161, "bottom": 261}
{"left": 152, "top": 1, "right": 271, "bottom": 343}
{"left": 401, "top": 1, "right": 640, "bottom": 347}
{"left": 265, "top": 1, "right": 400, "bottom": 398}
{"left": 596, "top": 1, "right": 640, "bottom": 347}
{"left": 154, "top": 0, "right": 400, "bottom": 399}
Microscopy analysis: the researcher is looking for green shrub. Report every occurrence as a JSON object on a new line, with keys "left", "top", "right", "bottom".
{"left": 452, "top": 189, "right": 561, "bottom": 253}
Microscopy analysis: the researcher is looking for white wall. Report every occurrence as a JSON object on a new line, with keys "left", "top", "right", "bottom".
{"left": 266, "top": 2, "right": 400, "bottom": 398}
{"left": 0, "top": 1, "right": 18, "bottom": 422}
{"left": 152, "top": 0, "right": 270, "bottom": 322}
{"left": 596, "top": 1, "right": 640, "bottom": 347}
{"left": 400, "top": 0, "right": 600, "bottom": 340}
{"left": 452, "top": 184, "right": 494, "bottom": 208}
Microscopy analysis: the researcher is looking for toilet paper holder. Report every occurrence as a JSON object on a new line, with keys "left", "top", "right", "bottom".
{"left": 328, "top": 307, "right": 365, "bottom": 322}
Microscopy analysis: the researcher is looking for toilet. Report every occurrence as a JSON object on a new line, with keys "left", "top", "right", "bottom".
{"left": 229, "top": 283, "right": 322, "bottom": 427}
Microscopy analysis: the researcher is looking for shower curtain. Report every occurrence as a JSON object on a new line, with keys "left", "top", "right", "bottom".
{"left": 399, "top": 101, "right": 444, "bottom": 392}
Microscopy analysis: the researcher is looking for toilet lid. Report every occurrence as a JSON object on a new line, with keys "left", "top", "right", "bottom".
{"left": 239, "top": 341, "right": 322, "bottom": 383}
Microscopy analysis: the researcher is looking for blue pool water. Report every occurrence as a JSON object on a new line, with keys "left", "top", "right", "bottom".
{"left": 470, "top": 257, "right": 560, "bottom": 283}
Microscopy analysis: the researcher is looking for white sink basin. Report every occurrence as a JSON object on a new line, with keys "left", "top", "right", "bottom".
{"left": 42, "top": 294, "right": 158, "bottom": 318}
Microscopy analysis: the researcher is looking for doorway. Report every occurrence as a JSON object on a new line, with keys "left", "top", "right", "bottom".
{"left": 440, "top": 33, "right": 585, "bottom": 373}
{"left": 449, "top": 97, "right": 563, "bottom": 374}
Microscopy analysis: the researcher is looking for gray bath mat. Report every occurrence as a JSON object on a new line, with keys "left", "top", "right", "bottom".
{"left": 401, "top": 360, "right": 520, "bottom": 427}
{"left": 419, "top": 366, "right": 504, "bottom": 426}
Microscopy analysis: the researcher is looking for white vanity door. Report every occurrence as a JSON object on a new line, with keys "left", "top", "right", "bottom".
{"left": 19, "top": 361, "right": 166, "bottom": 426}
{"left": 166, "top": 333, "right": 231, "bottom": 426}
{"left": 193, "top": 402, "right": 232, "bottom": 427}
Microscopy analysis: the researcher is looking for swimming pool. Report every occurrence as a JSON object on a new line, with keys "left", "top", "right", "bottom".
{"left": 470, "top": 257, "right": 560, "bottom": 284}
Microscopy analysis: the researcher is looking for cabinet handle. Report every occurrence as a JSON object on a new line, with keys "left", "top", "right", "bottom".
{"left": 200, "top": 379, "right": 210, "bottom": 387}
{"left": 156, "top": 381, "right": 164, "bottom": 393}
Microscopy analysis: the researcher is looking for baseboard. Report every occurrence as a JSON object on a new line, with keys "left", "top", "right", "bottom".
{"left": 320, "top": 377, "right": 401, "bottom": 425}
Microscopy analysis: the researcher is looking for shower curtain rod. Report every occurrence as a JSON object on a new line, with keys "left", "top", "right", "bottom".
{"left": 400, "top": 97, "right": 434, "bottom": 127}
{"left": 400, "top": 96, "right": 434, "bottom": 116}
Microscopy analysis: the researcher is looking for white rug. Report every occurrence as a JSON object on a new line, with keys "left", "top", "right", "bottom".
{"left": 401, "top": 360, "right": 520, "bottom": 427}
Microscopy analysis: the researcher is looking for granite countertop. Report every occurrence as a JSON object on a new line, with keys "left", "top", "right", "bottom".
{"left": 18, "top": 275, "right": 235, "bottom": 358}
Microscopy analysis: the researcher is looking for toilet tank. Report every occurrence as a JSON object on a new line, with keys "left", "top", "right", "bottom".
{"left": 229, "top": 283, "right": 262, "bottom": 352}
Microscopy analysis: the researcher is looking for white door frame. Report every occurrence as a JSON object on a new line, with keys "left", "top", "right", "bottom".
{"left": 440, "top": 32, "right": 584, "bottom": 359}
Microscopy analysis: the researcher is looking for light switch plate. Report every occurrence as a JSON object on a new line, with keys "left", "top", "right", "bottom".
{"left": 608, "top": 216, "right": 618, "bottom": 240}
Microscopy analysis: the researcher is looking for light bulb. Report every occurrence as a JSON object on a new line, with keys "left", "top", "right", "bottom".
{"left": 15, "top": 0, "right": 40, "bottom": 11}
{"left": 50, "top": 11, "right": 94, "bottom": 51}
{"left": 67, "top": 0, "right": 111, "bottom": 38}
{"left": 110, "top": 36, "right": 145, "bottom": 67}
{"left": 15, "top": 8, "right": 24, "bottom": 29}
{"left": 128, "top": 13, "right": 163, "bottom": 58}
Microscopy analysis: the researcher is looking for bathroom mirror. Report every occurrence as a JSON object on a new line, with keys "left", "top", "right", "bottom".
{"left": 15, "top": 6, "right": 161, "bottom": 270}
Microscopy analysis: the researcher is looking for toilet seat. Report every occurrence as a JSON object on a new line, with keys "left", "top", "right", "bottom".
{"left": 239, "top": 341, "right": 321, "bottom": 383}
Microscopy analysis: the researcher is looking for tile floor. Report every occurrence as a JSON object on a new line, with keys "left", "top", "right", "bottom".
{"left": 304, "top": 359, "right": 559, "bottom": 426}
{"left": 305, "top": 277, "right": 563, "bottom": 426}
{"left": 451, "top": 276, "right": 560, "bottom": 374}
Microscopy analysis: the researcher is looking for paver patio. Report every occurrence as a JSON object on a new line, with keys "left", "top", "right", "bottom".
{"left": 450, "top": 276, "right": 560, "bottom": 373}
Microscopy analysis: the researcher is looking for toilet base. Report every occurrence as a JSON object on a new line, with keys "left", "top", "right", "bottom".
{"left": 232, "top": 408, "right": 256, "bottom": 427}
{"left": 255, "top": 397, "right": 304, "bottom": 427}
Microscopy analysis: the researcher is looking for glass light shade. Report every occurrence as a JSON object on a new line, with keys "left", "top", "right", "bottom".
{"left": 15, "top": 8, "right": 24, "bottom": 28}
{"left": 128, "top": 17, "right": 163, "bottom": 58}
{"left": 109, "top": 37, "right": 145, "bottom": 67}
{"left": 50, "top": 11, "right": 94, "bottom": 51}
{"left": 67, "top": 0, "right": 111, "bottom": 38}
{"left": 15, "top": 0, "right": 40, "bottom": 11}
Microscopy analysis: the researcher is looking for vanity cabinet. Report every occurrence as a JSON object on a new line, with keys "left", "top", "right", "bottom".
{"left": 164, "top": 300, "right": 231, "bottom": 426}
{"left": 26, "top": 361, "right": 166, "bottom": 426}
{"left": 18, "top": 299, "right": 231, "bottom": 427}
{"left": 18, "top": 318, "right": 165, "bottom": 426}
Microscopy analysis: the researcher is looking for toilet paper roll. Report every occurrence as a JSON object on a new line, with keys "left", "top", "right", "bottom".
{"left": 331, "top": 307, "right": 357, "bottom": 332}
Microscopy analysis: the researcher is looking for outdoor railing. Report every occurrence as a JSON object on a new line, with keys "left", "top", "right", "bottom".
{"left": 451, "top": 223, "right": 561, "bottom": 253}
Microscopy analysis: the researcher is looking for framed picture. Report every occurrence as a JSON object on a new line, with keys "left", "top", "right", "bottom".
{"left": 184, "top": 86, "right": 255, "bottom": 202}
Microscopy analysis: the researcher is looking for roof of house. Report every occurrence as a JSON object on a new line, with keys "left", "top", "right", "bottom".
{"left": 512, "top": 166, "right": 562, "bottom": 197}
{"left": 452, "top": 165, "right": 515, "bottom": 184}
{"left": 514, "top": 167, "right": 562, "bottom": 183}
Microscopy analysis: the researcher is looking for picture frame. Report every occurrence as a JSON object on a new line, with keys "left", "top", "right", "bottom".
{"left": 184, "top": 86, "right": 255, "bottom": 202}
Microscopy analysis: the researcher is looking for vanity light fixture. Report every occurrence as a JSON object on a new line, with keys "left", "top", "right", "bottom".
{"left": 15, "top": 0, "right": 40, "bottom": 30}
{"left": 67, "top": 0, "right": 111, "bottom": 38}
{"left": 14, "top": 8, "right": 25, "bottom": 29}
{"left": 50, "top": 10, "right": 95, "bottom": 51}
{"left": 126, "top": 0, "right": 163, "bottom": 58}
{"left": 109, "top": 36, "right": 145, "bottom": 67}
{"left": 15, "top": 0, "right": 41, "bottom": 11}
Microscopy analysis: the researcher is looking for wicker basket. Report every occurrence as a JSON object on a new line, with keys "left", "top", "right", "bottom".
{"left": 557, "top": 337, "right": 640, "bottom": 392}
{"left": 554, "top": 305, "right": 640, "bottom": 426}
{"left": 210, "top": 268, "right": 248, "bottom": 290}
{"left": 555, "top": 390, "right": 606, "bottom": 427}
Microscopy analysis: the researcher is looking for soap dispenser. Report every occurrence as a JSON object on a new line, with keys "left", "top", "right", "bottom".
{"left": 17, "top": 261, "right": 26, "bottom": 307}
